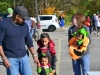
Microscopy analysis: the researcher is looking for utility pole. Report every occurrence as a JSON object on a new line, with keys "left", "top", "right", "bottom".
{"left": 44, "top": 0, "right": 45, "bottom": 14}
{"left": 35, "top": 0, "right": 39, "bottom": 27}
{"left": 21, "top": 0, "right": 25, "bottom": 6}
{"left": 44, "top": 0, "right": 47, "bottom": 14}
{"left": 13, "top": 0, "right": 16, "bottom": 9}
{"left": 34, "top": 0, "right": 43, "bottom": 38}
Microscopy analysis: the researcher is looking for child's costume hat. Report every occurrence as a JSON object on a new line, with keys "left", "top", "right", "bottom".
{"left": 72, "top": 28, "right": 89, "bottom": 45}
{"left": 7, "top": 8, "right": 13, "bottom": 14}
{"left": 72, "top": 28, "right": 89, "bottom": 38}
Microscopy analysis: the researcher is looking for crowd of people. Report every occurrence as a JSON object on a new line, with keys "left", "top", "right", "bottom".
{"left": 0, "top": 5, "right": 100, "bottom": 75}
{"left": 85, "top": 13, "right": 100, "bottom": 36}
{"left": 92, "top": 13, "right": 100, "bottom": 36}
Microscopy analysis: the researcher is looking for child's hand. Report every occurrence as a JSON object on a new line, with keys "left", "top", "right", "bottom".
{"left": 37, "top": 62, "right": 40, "bottom": 67}
{"left": 52, "top": 70, "right": 56, "bottom": 73}
{"left": 49, "top": 73, "right": 54, "bottom": 75}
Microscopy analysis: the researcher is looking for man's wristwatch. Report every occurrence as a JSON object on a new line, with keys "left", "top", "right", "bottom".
{"left": 32, "top": 54, "right": 37, "bottom": 58}
{"left": 2, "top": 57, "right": 7, "bottom": 60}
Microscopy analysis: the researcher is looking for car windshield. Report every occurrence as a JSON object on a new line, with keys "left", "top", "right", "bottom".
{"left": 39, "top": 16, "right": 52, "bottom": 20}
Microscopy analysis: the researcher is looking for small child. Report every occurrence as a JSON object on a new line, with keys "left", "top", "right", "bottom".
{"left": 37, "top": 54, "right": 54, "bottom": 75}
{"left": 37, "top": 33, "right": 57, "bottom": 74}
{"left": 68, "top": 28, "right": 90, "bottom": 60}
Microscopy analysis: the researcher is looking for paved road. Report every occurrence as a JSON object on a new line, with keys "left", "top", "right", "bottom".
{"left": 0, "top": 26, "right": 100, "bottom": 75}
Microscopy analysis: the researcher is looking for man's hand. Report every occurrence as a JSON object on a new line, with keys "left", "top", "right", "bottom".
{"left": 3, "top": 59, "right": 10, "bottom": 68}
{"left": 33, "top": 56, "right": 39, "bottom": 65}
{"left": 0, "top": 46, "right": 10, "bottom": 68}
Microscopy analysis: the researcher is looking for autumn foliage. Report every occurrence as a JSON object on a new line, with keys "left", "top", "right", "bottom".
{"left": 42, "top": 7, "right": 56, "bottom": 15}
{"left": 41, "top": 7, "right": 66, "bottom": 18}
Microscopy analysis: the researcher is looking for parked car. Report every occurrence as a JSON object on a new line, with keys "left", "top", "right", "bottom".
{"left": 38, "top": 15, "right": 60, "bottom": 32}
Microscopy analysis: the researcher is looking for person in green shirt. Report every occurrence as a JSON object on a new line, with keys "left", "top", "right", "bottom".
{"left": 37, "top": 53, "right": 54, "bottom": 75}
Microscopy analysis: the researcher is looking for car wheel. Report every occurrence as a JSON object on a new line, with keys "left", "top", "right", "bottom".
{"left": 48, "top": 25, "right": 56, "bottom": 32}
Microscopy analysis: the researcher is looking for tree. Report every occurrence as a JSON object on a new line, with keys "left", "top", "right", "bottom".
{"left": 0, "top": 2, "right": 11, "bottom": 14}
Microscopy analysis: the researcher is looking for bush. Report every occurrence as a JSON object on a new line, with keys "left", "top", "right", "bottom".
{"left": 64, "top": 14, "right": 72, "bottom": 25}
{"left": 0, "top": 2, "right": 10, "bottom": 14}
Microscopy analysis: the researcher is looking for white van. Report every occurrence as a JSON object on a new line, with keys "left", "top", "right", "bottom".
{"left": 38, "top": 15, "right": 60, "bottom": 32}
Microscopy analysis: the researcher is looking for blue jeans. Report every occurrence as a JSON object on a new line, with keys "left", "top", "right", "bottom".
{"left": 30, "top": 28, "right": 35, "bottom": 38}
{"left": 6, "top": 55, "right": 32, "bottom": 75}
{"left": 72, "top": 54, "right": 90, "bottom": 75}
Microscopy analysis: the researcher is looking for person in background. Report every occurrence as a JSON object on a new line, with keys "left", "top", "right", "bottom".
{"left": 25, "top": 18, "right": 36, "bottom": 56}
{"left": 0, "top": 6, "right": 39, "bottom": 75}
{"left": 33, "top": 14, "right": 41, "bottom": 29}
{"left": 95, "top": 15, "right": 100, "bottom": 36}
{"left": 30, "top": 17, "right": 37, "bottom": 32}
{"left": 58, "top": 13, "right": 65, "bottom": 31}
{"left": 25, "top": 18, "right": 36, "bottom": 38}
{"left": 68, "top": 13, "right": 91, "bottom": 75}
{"left": 30, "top": 17, "right": 36, "bottom": 23}
{"left": 7, "top": 8, "right": 13, "bottom": 18}
{"left": 94, "top": 14, "right": 99, "bottom": 30}
{"left": 92, "top": 14, "right": 96, "bottom": 31}
{"left": 85, "top": 16, "right": 92, "bottom": 34}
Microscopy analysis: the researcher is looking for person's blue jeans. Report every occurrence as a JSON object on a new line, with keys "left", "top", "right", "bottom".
{"left": 30, "top": 28, "right": 35, "bottom": 38}
{"left": 6, "top": 54, "right": 32, "bottom": 75}
{"left": 72, "top": 54, "right": 90, "bottom": 75}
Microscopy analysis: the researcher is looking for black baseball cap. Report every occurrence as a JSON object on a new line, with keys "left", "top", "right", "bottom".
{"left": 14, "top": 6, "right": 30, "bottom": 20}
